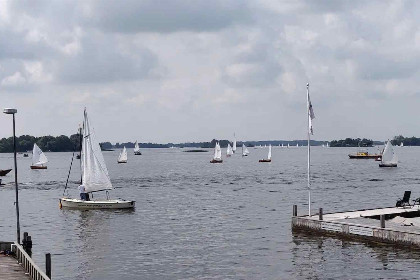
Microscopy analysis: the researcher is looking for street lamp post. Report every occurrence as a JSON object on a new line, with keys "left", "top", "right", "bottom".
{"left": 3, "top": 108, "right": 20, "bottom": 244}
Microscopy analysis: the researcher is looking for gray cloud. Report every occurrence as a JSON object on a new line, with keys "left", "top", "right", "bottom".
{"left": 0, "top": 0, "right": 420, "bottom": 142}
{"left": 84, "top": 0, "right": 253, "bottom": 33}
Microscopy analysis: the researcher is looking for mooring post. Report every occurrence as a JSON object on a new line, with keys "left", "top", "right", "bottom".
{"left": 293, "top": 205, "right": 297, "bottom": 217}
{"left": 46, "top": 253, "right": 51, "bottom": 278}
{"left": 22, "top": 232, "right": 28, "bottom": 251}
{"left": 26, "top": 235, "right": 32, "bottom": 257}
{"left": 319, "top": 208, "right": 323, "bottom": 221}
{"left": 380, "top": 215, "right": 385, "bottom": 228}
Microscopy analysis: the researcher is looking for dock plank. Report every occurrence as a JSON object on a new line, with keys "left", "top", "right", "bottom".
{"left": 0, "top": 255, "right": 30, "bottom": 279}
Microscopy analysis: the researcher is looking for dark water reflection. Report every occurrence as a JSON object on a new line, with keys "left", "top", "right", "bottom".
{"left": 1, "top": 147, "right": 420, "bottom": 279}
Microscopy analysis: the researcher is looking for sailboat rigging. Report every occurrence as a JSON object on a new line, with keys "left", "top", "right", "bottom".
{"left": 134, "top": 141, "right": 142, "bottom": 155}
{"left": 30, "top": 143, "right": 48, "bottom": 169}
{"left": 259, "top": 145, "right": 272, "bottom": 162}
{"left": 118, "top": 146, "right": 128, "bottom": 163}
{"left": 60, "top": 109, "right": 135, "bottom": 209}
{"left": 379, "top": 140, "right": 398, "bottom": 167}
{"left": 210, "top": 142, "right": 223, "bottom": 163}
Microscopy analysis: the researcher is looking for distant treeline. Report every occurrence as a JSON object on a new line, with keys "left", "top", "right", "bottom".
{"left": 330, "top": 138, "right": 374, "bottom": 147}
{"left": 391, "top": 135, "right": 420, "bottom": 146}
{"left": 0, "top": 134, "right": 81, "bottom": 153}
{"left": 8, "top": 134, "right": 419, "bottom": 153}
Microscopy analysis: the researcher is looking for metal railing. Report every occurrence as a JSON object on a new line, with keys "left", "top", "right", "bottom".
{"left": 12, "top": 242, "right": 51, "bottom": 280}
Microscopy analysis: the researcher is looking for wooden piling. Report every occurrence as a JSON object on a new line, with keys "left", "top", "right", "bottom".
{"left": 380, "top": 215, "right": 385, "bottom": 228}
{"left": 46, "top": 253, "right": 51, "bottom": 278}
{"left": 293, "top": 205, "right": 297, "bottom": 217}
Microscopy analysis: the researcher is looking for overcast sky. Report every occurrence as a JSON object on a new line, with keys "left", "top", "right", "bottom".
{"left": 0, "top": 0, "right": 419, "bottom": 143}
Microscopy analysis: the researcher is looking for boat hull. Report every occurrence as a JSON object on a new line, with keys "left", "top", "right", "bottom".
{"left": 210, "top": 159, "right": 223, "bottom": 163}
{"left": 259, "top": 159, "right": 271, "bottom": 162}
{"left": 59, "top": 198, "right": 135, "bottom": 209}
{"left": 134, "top": 152, "right": 142, "bottom": 155}
{"left": 117, "top": 160, "right": 127, "bottom": 164}
{"left": 0, "top": 169, "right": 12, "bottom": 176}
{"left": 30, "top": 165, "right": 47, "bottom": 169}
{"left": 348, "top": 154, "right": 381, "bottom": 159}
{"left": 379, "top": 163, "right": 397, "bottom": 167}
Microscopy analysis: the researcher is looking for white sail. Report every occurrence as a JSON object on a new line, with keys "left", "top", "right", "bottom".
{"left": 232, "top": 134, "right": 237, "bottom": 153}
{"left": 287, "top": 143, "right": 290, "bottom": 148}
{"left": 227, "top": 143, "right": 233, "bottom": 156}
{"left": 134, "top": 141, "right": 140, "bottom": 153}
{"left": 242, "top": 144, "right": 249, "bottom": 155}
{"left": 400, "top": 142, "right": 404, "bottom": 147}
{"left": 213, "top": 142, "right": 222, "bottom": 160}
{"left": 326, "top": 142, "right": 329, "bottom": 148}
{"left": 268, "top": 145, "right": 272, "bottom": 160}
{"left": 119, "top": 146, "right": 128, "bottom": 162}
{"left": 381, "top": 140, "right": 398, "bottom": 164}
{"left": 82, "top": 109, "right": 113, "bottom": 193}
{"left": 32, "top": 143, "right": 48, "bottom": 166}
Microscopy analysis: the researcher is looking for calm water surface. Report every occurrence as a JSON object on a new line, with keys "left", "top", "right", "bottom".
{"left": 1, "top": 147, "right": 420, "bottom": 279}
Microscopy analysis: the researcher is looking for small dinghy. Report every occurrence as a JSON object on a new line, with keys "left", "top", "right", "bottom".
{"left": 226, "top": 143, "right": 233, "bottom": 157}
{"left": 379, "top": 140, "right": 398, "bottom": 167}
{"left": 210, "top": 142, "right": 223, "bottom": 163}
{"left": 242, "top": 144, "right": 249, "bottom": 157}
{"left": 30, "top": 143, "right": 48, "bottom": 169}
{"left": 60, "top": 109, "right": 135, "bottom": 210}
{"left": 118, "top": 146, "right": 128, "bottom": 163}
{"left": 259, "top": 145, "right": 272, "bottom": 162}
{"left": 134, "top": 141, "right": 142, "bottom": 155}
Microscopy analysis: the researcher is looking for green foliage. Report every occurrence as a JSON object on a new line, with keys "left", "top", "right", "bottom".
{"left": 0, "top": 134, "right": 80, "bottom": 153}
{"left": 391, "top": 135, "right": 420, "bottom": 146}
{"left": 330, "top": 138, "right": 374, "bottom": 147}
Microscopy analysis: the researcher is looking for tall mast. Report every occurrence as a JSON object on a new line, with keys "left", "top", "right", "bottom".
{"left": 307, "top": 83, "right": 311, "bottom": 217}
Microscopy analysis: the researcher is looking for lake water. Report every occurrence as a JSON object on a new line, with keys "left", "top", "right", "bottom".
{"left": 1, "top": 146, "right": 420, "bottom": 279}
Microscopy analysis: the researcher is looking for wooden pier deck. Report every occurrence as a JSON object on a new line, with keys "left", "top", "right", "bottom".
{"left": 0, "top": 254, "right": 29, "bottom": 279}
{"left": 292, "top": 205, "right": 420, "bottom": 247}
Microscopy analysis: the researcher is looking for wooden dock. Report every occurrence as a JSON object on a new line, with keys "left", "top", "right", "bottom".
{"left": 292, "top": 205, "right": 420, "bottom": 247}
{"left": 0, "top": 254, "right": 30, "bottom": 279}
{"left": 0, "top": 241, "right": 50, "bottom": 280}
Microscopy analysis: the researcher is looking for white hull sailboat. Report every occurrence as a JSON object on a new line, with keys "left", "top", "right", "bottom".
{"left": 60, "top": 109, "right": 135, "bottom": 210}
{"left": 242, "top": 144, "right": 249, "bottom": 157}
{"left": 226, "top": 143, "right": 233, "bottom": 157}
{"left": 379, "top": 140, "right": 398, "bottom": 167}
{"left": 259, "top": 145, "right": 272, "bottom": 162}
{"left": 210, "top": 142, "right": 223, "bottom": 163}
{"left": 118, "top": 146, "right": 128, "bottom": 163}
{"left": 60, "top": 198, "right": 134, "bottom": 209}
{"left": 134, "top": 141, "right": 142, "bottom": 155}
{"left": 30, "top": 143, "right": 48, "bottom": 169}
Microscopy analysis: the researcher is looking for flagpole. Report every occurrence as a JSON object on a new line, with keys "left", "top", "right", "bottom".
{"left": 307, "top": 83, "right": 311, "bottom": 217}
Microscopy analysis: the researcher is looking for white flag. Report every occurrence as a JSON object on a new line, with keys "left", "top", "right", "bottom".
{"left": 308, "top": 92, "right": 315, "bottom": 135}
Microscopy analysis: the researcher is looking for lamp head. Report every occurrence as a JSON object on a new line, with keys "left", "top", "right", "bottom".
{"left": 3, "top": 108, "right": 17, "bottom": 114}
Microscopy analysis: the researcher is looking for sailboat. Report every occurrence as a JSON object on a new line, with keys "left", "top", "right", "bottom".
{"left": 242, "top": 144, "right": 249, "bottom": 157}
{"left": 210, "top": 142, "right": 223, "bottom": 163}
{"left": 232, "top": 134, "right": 237, "bottom": 154}
{"left": 60, "top": 109, "right": 135, "bottom": 209}
{"left": 259, "top": 145, "right": 272, "bottom": 162}
{"left": 118, "top": 146, "right": 128, "bottom": 163}
{"left": 326, "top": 142, "right": 330, "bottom": 148}
{"left": 226, "top": 143, "right": 233, "bottom": 157}
{"left": 30, "top": 143, "right": 48, "bottom": 169}
{"left": 134, "top": 141, "right": 142, "bottom": 155}
{"left": 400, "top": 142, "right": 404, "bottom": 147}
{"left": 379, "top": 140, "right": 398, "bottom": 167}
{"left": 296, "top": 143, "right": 299, "bottom": 147}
